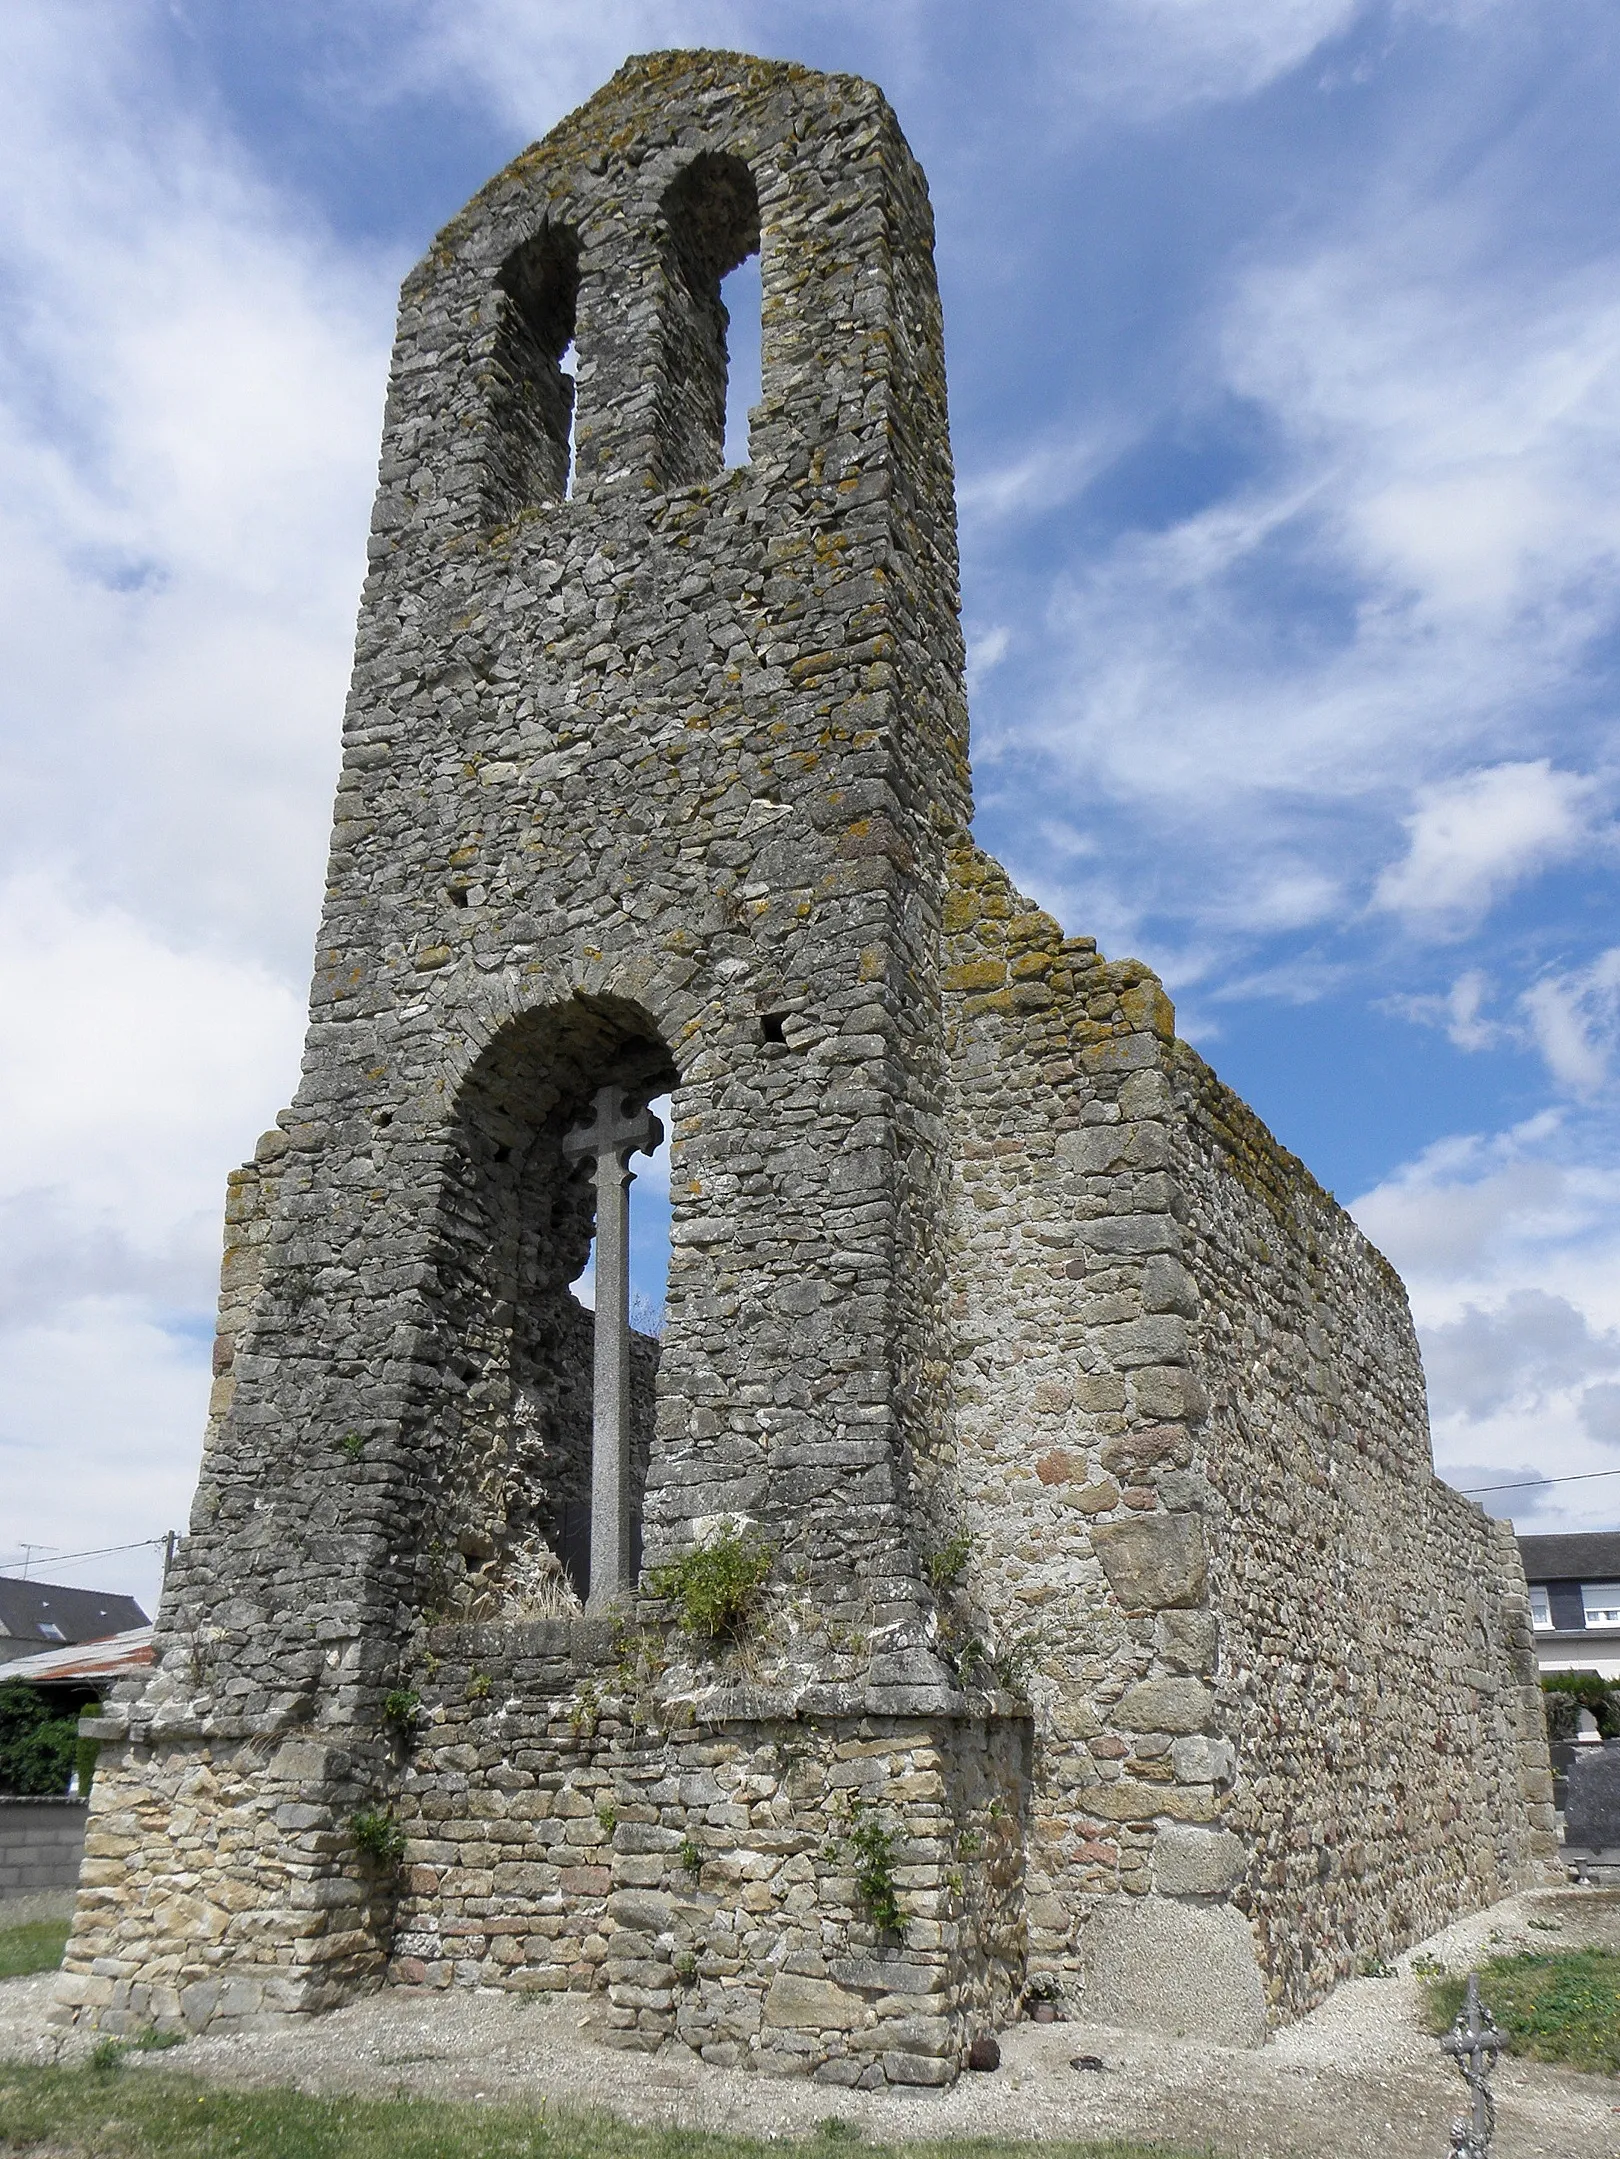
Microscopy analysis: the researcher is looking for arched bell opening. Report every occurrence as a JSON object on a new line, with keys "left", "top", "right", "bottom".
{"left": 659, "top": 150, "right": 761, "bottom": 484}
{"left": 428, "top": 995, "right": 677, "bottom": 1620}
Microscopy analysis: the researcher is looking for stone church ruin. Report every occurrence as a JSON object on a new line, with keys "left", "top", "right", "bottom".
{"left": 56, "top": 50, "right": 1556, "bottom": 2080}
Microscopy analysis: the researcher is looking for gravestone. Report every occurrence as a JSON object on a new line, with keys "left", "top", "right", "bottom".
{"left": 1566, "top": 1739, "right": 1620, "bottom": 1854}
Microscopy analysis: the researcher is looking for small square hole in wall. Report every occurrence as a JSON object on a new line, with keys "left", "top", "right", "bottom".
{"left": 447, "top": 885, "right": 470, "bottom": 907}
{"left": 760, "top": 1012, "right": 789, "bottom": 1044}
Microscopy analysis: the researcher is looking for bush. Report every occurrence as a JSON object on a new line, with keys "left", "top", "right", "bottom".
{"left": 0, "top": 1681, "right": 80, "bottom": 1795}
{"left": 1542, "top": 1672, "right": 1620, "bottom": 1740}
{"left": 644, "top": 1523, "right": 772, "bottom": 1640}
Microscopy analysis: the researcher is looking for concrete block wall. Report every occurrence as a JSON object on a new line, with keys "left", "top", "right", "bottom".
{"left": 0, "top": 1798, "right": 88, "bottom": 1899}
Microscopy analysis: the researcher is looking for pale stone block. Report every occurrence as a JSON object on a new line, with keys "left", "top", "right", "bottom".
{"left": 1151, "top": 1825, "right": 1246, "bottom": 1896}
{"left": 1082, "top": 1895, "right": 1264, "bottom": 2045}
{"left": 1115, "top": 1678, "right": 1215, "bottom": 1735}
{"left": 764, "top": 1974, "right": 864, "bottom": 2030}
{"left": 1092, "top": 1514, "right": 1207, "bottom": 1609}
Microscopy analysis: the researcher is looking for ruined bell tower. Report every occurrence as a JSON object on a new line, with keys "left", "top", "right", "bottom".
{"left": 58, "top": 51, "right": 1017, "bottom": 2071}
{"left": 58, "top": 47, "right": 1553, "bottom": 2081}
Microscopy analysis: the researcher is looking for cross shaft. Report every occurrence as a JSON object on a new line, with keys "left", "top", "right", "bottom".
{"left": 562, "top": 1086, "right": 663, "bottom": 1608}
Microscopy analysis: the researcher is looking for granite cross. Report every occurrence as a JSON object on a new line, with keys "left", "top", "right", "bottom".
{"left": 1441, "top": 1972, "right": 1502, "bottom": 2158}
{"left": 561, "top": 1086, "right": 664, "bottom": 1609}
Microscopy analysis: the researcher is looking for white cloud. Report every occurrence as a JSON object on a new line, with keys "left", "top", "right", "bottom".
{"left": 383, "top": 0, "right": 1362, "bottom": 144}
{"left": 1422, "top": 1288, "right": 1620, "bottom": 1421}
{"left": 1385, "top": 972, "right": 1499, "bottom": 1052}
{"left": 0, "top": 6, "right": 391, "bottom": 1586}
{"left": 965, "top": 623, "right": 1012, "bottom": 694}
{"left": 1352, "top": 1116, "right": 1620, "bottom": 1530}
{"left": 958, "top": 425, "right": 1127, "bottom": 528}
{"left": 1521, "top": 948, "right": 1620, "bottom": 1095}
{"left": 0, "top": 871, "right": 305, "bottom": 1606}
{"left": 1051, "top": 0, "right": 1363, "bottom": 120}
{"left": 0, "top": 4, "right": 391, "bottom": 964}
{"left": 984, "top": 101, "right": 1620, "bottom": 950}
{"left": 1372, "top": 761, "right": 1596, "bottom": 933}
{"left": 1396, "top": 967, "right": 1502, "bottom": 1052}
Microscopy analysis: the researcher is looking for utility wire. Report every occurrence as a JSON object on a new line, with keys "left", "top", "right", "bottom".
{"left": 1455, "top": 1466, "right": 1620, "bottom": 1498}
{"left": 0, "top": 1535, "right": 170, "bottom": 1575}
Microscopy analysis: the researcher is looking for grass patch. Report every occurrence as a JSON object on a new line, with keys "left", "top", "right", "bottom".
{"left": 1424, "top": 1948, "right": 1620, "bottom": 2077}
{"left": 0, "top": 2064, "right": 1219, "bottom": 2158}
{"left": 0, "top": 1919, "right": 68, "bottom": 1980}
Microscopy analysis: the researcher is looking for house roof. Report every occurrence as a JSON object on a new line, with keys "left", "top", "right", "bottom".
{"left": 0, "top": 1577, "right": 149, "bottom": 1655}
{"left": 0, "top": 1626, "right": 153, "bottom": 1686}
{"left": 1518, "top": 1532, "right": 1620, "bottom": 1584}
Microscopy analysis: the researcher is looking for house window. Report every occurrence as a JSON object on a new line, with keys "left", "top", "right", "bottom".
{"left": 1583, "top": 1582, "right": 1620, "bottom": 1627}
{"left": 1529, "top": 1585, "right": 1553, "bottom": 1631}
{"left": 37, "top": 1622, "right": 65, "bottom": 1642}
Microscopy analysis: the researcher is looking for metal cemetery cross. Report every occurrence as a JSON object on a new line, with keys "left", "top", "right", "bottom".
{"left": 1440, "top": 1972, "right": 1502, "bottom": 2159}
{"left": 561, "top": 1086, "right": 663, "bottom": 1610}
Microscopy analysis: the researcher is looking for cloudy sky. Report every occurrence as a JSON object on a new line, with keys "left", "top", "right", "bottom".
{"left": 4, "top": 0, "right": 1620, "bottom": 1611}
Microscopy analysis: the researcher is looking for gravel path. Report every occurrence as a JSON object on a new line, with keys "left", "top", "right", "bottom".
{"left": 4, "top": 1889, "right": 1616, "bottom": 2157}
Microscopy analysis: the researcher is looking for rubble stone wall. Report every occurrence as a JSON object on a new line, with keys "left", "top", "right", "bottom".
{"left": 940, "top": 842, "right": 1554, "bottom": 2032}
{"left": 1173, "top": 1049, "right": 1558, "bottom": 2015}
{"left": 387, "top": 1620, "right": 1027, "bottom": 2082}
{"left": 57, "top": 51, "right": 988, "bottom": 2069}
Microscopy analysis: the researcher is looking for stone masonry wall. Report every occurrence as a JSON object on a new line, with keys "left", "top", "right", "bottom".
{"left": 1173, "top": 1049, "right": 1558, "bottom": 2015}
{"left": 941, "top": 842, "right": 1554, "bottom": 2035}
{"left": 387, "top": 1621, "right": 1026, "bottom": 2084}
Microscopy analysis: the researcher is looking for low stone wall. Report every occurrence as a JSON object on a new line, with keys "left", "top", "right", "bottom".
{"left": 391, "top": 1619, "right": 1028, "bottom": 2086}
{"left": 0, "top": 1797, "right": 88, "bottom": 1900}
{"left": 55, "top": 1620, "right": 1028, "bottom": 2079}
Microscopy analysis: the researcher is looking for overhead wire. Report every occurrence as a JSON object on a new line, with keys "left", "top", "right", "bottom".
{"left": 0, "top": 1535, "right": 170, "bottom": 1575}
{"left": 1455, "top": 1466, "right": 1620, "bottom": 1498}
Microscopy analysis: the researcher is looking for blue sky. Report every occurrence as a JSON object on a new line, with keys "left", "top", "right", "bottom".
{"left": 4, "top": 0, "right": 1620, "bottom": 1608}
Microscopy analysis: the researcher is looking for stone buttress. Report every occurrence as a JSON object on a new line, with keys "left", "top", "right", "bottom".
{"left": 55, "top": 47, "right": 1555, "bottom": 2074}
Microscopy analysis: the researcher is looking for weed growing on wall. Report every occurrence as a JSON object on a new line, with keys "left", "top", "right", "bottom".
{"left": 924, "top": 1531, "right": 973, "bottom": 1595}
{"left": 645, "top": 1524, "right": 772, "bottom": 1640}
{"left": 382, "top": 1689, "right": 421, "bottom": 1729}
{"left": 350, "top": 1809, "right": 407, "bottom": 1865}
{"left": 845, "top": 1802, "right": 902, "bottom": 1934}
